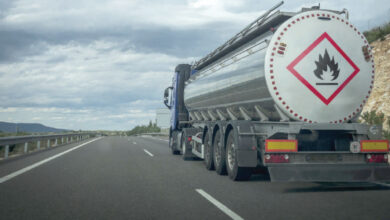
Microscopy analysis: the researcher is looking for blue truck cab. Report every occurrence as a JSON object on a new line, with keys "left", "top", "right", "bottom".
{"left": 164, "top": 64, "right": 191, "bottom": 153}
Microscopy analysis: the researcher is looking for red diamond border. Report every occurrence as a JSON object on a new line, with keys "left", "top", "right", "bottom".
{"left": 286, "top": 32, "right": 360, "bottom": 105}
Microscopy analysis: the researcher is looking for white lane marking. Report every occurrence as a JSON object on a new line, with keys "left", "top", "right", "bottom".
{"left": 373, "top": 182, "right": 390, "bottom": 187}
{"left": 196, "top": 189, "right": 244, "bottom": 220}
{"left": 143, "top": 149, "right": 154, "bottom": 157}
{"left": 133, "top": 142, "right": 137, "bottom": 145}
{"left": 0, "top": 137, "right": 102, "bottom": 184}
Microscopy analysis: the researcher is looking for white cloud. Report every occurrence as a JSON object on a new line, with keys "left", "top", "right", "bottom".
{"left": 2, "top": 0, "right": 262, "bottom": 31}
{"left": 0, "top": 0, "right": 388, "bottom": 130}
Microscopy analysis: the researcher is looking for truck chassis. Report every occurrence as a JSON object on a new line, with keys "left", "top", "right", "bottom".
{"left": 170, "top": 120, "right": 390, "bottom": 182}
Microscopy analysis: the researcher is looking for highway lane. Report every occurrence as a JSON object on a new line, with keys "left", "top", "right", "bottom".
{"left": 0, "top": 136, "right": 389, "bottom": 220}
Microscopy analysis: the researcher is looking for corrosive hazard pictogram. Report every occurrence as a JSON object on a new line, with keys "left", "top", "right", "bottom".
{"left": 286, "top": 32, "right": 360, "bottom": 105}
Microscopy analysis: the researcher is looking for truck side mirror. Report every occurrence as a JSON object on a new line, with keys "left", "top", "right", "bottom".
{"left": 164, "top": 87, "right": 173, "bottom": 109}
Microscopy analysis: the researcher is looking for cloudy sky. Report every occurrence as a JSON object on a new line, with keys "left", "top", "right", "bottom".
{"left": 0, "top": 0, "right": 389, "bottom": 130}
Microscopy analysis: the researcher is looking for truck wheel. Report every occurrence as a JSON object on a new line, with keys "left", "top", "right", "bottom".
{"left": 204, "top": 132, "right": 214, "bottom": 170}
{"left": 181, "top": 132, "right": 192, "bottom": 161}
{"left": 213, "top": 129, "right": 226, "bottom": 175}
{"left": 226, "top": 130, "right": 252, "bottom": 181}
{"left": 170, "top": 132, "right": 180, "bottom": 155}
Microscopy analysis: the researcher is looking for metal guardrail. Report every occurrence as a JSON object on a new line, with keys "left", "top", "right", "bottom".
{"left": 0, "top": 133, "right": 97, "bottom": 160}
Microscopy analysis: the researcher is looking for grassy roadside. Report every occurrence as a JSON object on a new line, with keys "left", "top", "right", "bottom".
{"left": 364, "top": 22, "right": 390, "bottom": 43}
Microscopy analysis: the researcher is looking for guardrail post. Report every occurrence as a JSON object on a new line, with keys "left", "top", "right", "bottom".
{"left": 55, "top": 139, "right": 58, "bottom": 146}
{"left": 24, "top": 142, "right": 28, "bottom": 153}
{"left": 4, "top": 145, "right": 9, "bottom": 159}
{"left": 37, "top": 140, "right": 40, "bottom": 150}
{"left": 47, "top": 139, "right": 50, "bottom": 148}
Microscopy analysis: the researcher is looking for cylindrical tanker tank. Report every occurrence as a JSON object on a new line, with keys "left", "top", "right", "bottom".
{"left": 184, "top": 10, "right": 374, "bottom": 123}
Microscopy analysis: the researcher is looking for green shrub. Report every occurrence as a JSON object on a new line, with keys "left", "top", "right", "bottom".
{"left": 364, "top": 22, "right": 390, "bottom": 43}
{"left": 360, "top": 110, "right": 390, "bottom": 141}
{"left": 360, "top": 110, "right": 385, "bottom": 125}
{"left": 126, "top": 120, "right": 161, "bottom": 136}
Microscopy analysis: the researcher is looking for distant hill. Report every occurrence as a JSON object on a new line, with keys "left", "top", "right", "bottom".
{"left": 0, "top": 122, "right": 70, "bottom": 133}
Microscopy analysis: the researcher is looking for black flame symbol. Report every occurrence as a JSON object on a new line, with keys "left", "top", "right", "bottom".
{"left": 314, "top": 49, "right": 340, "bottom": 81}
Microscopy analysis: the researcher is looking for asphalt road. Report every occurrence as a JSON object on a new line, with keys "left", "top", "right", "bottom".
{"left": 0, "top": 136, "right": 389, "bottom": 220}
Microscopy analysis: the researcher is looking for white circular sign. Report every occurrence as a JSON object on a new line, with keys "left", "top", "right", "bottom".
{"left": 265, "top": 11, "right": 374, "bottom": 123}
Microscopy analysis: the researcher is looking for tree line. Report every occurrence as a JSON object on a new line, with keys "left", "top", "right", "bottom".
{"left": 126, "top": 120, "right": 161, "bottom": 136}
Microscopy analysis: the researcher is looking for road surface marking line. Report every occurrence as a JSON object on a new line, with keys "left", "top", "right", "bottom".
{"left": 133, "top": 142, "right": 137, "bottom": 145}
{"left": 0, "top": 137, "right": 102, "bottom": 184}
{"left": 196, "top": 189, "right": 244, "bottom": 220}
{"left": 143, "top": 149, "right": 154, "bottom": 157}
{"left": 373, "top": 182, "right": 390, "bottom": 187}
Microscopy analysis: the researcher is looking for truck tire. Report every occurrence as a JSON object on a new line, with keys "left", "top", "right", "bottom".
{"left": 204, "top": 131, "right": 214, "bottom": 170}
{"left": 170, "top": 132, "right": 180, "bottom": 155}
{"left": 226, "top": 130, "right": 252, "bottom": 181}
{"left": 181, "top": 131, "right": 193, "bottom": 161}
{"left": 213, "top": 129, "right": 227, "bottom": 175}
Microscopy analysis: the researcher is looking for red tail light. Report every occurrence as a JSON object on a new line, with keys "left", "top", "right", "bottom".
{"left": 366, "top": 154, "right": 388, "bottom": 163}
{"left": 264, "top": 154, "right": 289, "bottom": 163}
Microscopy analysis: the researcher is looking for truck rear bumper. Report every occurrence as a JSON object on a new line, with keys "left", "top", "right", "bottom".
{"left": 268, "top": 164, "right": 390, "bottom": 182}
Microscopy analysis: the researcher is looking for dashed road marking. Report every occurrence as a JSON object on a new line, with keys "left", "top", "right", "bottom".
{"left": 196, "top": 189, "right": 244, "bottom": 220}
{"left": 143, "top": 149, "right": 154, "bottom": 157}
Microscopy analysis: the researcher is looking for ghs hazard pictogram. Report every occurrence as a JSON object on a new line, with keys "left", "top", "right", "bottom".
{"left": 286, "top": 32, "right": 360, "bottom": 105}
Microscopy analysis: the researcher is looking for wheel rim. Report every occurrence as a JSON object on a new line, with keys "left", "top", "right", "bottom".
{"left": 227, "top": 142, "right": 235, "bottom": 171}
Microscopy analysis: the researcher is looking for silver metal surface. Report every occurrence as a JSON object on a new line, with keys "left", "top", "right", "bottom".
{"left": 184, "top": 6, "right": 297, "bottom": 122}
{"left": 185, "top": 35, "right": 281, "bottom": 121}
{"left": 184, "top": 8, "right": 372, "bottom": 123}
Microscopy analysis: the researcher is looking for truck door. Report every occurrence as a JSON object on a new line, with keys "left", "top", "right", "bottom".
{"left": 164, "top": 72, "right": 179, "bottom": 131}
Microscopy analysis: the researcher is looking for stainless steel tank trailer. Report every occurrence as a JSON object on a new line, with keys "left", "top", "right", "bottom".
{"left": 163, "top": 2, "right": 390, "bottom": 181}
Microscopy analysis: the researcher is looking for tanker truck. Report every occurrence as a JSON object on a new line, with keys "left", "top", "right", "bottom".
{"left": 163, "top": 2, "right": 390, "bottom": 181}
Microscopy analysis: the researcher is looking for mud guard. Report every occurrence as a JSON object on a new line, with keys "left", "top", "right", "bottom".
{"left": 229, "top": 121, "right": 258, "bottom": 167}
